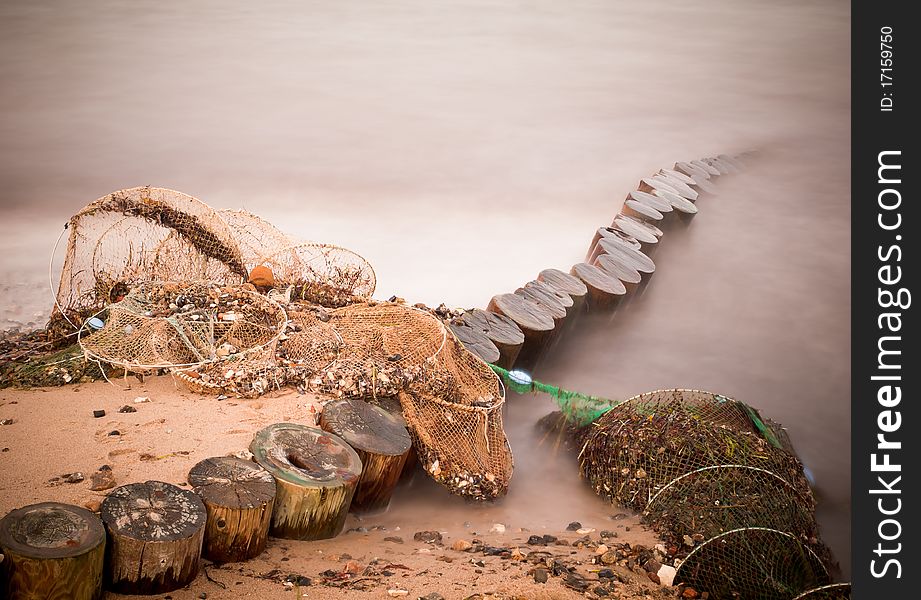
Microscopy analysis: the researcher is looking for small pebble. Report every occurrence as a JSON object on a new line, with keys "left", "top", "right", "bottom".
{"left": 533, "top": 568, "right": 549, "bottom": 584}
{"left": 566, "top": 521, "right": 582, "bottom": 531}
{"left": 117, "top": 405, "right": 137, "bottom": 413}
{"left": 92, "top": 410, "right": 105, "bottom": 418}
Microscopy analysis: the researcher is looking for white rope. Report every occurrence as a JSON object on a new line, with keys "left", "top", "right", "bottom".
{"left": 49, "top": 225, "right": 77, "bottom": 329}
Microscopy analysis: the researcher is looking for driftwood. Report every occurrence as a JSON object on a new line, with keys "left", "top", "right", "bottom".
{"left": 570, "top": 263, "right": 626, "bottom": 309}
{"left": 188, "top": 457, "right": 276, "bottom": 563}
{"left": 0, "top": 502, "right": 105, "bottom": 600}
{"left": 250, "top": 423, "right": 362, "bottom": 540}
{"left": 598, "top": 238, "right": 656, "bottom": 274}
{"left": 460, "top": 308, "right": 525, "bottom": 369}
{"left": 448, "top": 320, "right": 501, "bottom": 365}
{"left": 101, "top": 481, "right": 206, "bottom": 594}
{"left": 487, "top": 293, "right": 555, "bottom": 368}
{"left": 594, "top": 254, "right": 643, "bottom": 293}
{"left": 320, "top": 399, "right": 412, "bottom": 513}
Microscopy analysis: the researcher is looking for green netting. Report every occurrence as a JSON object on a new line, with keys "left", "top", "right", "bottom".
{"left": 489, "top": 364, "right": 617, "bottom": 426}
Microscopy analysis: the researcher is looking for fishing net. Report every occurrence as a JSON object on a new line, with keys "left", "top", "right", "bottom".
{"left": 79, "top": 282, "right": 286, "bottom": 371}
{"left": 217, "top": 209, "right": 296, "bottom": 269}
{"left": 791, "top": 583, "right": 852, "bottom": 600}
{"left": 261, "top": 242, "right": 376, "bottom": 307}
{"left": 55, "top": 187, "right": 247, "bottom": 325}
{"left": 578, "top": 389, "right": 812, "bottom": 511}
{"left": 675, "top": 528, "right": 830, "bottom": 600}
{"left": 492, "top": 364, "right": 615, "bottom": 426}
{"left": 643, "top": 465, "right": 821, "bottom": 558}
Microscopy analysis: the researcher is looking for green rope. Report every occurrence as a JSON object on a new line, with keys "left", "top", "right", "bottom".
{"left": 489, "top": 364, "right": 620, "bottom": 426}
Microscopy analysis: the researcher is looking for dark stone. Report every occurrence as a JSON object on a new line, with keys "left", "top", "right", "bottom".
{"left": 527, "top": 535, "right": 545, "bottom": 546}
{"left": 93, "top": 409, "right": 106, "bottom": 418}
{"left": 413, "top": 530, "right": 443, "bottom": 544}
{"left": 118, "top": 405, "right": 137, "bottom": 413}
{"left": 533, "top": 568, "right": 549, "bottom": 584}
{"left": 598, "top": 569, "right": 616, "bottom": 580}
{"left": 420, "top": 594, "right": 445, "bottom": 600}
{"left": 284, "top": 574, "right": 311, "bottom": 586}
{"left": 566, "top": 521, "right": 582, "bottom": 531}
{"left": 108, "top": 430, "right": 120, "bottom": 436}
{"left": 384, "top": 536, "right": 404, "bottom": 544}
{"left": 542, "top": 534, "right": 558, "bottom": 544}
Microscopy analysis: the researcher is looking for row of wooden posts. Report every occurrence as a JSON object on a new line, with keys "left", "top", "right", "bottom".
{"left": 449, "top": 154, "right": 746, "bottom": 371}
{"left": 0, "top": 398, "right": 412, "bottom": 598}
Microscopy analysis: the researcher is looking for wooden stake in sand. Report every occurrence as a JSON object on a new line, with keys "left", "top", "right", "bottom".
{"left": 570, "top": 263, "right": 627, "bottom": 309}
{"left": 320, "top": 399, "right": 412, "bottom": 513}
{"left": 487, "top": 292, "right": 555, "bottom": 368}
{"left": 0, "top": 502, "right": 106, "bottom": 600}
{"left": 187, "top": 457, "right": 276, "bottom": 563}
{"left": 250, "top": 423, "right": 362, "bottom": 540}
{"left": 460, "top": 308, "right": 525, "bottom": 369}
{"left": 101, "top": 481, "right": 206, "bottom": 594}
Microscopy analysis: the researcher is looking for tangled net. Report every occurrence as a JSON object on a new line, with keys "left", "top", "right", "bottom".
{"left": 675, "top": 528, "right": 830, "bottom": 599}
{"left": 792, "top": 583, "right": 852, "bottom": 600}
{"left": 79, "top": 282, "right": 286, "bottom": 370}
{"left": 261, "top": 242, "right": 376, "bottom": 307}
{"left": 55, "top": 187, "right": 247, "bottom": 325}
{"left": 578, "top": 389, "right": 812, "bottom": 511}
{"left": 217, "top": 209, "right": 297, "bottom": 269}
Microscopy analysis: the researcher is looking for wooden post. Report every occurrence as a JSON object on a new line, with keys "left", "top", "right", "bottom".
{"left": 448, "top": 319, "right": 501, "bottom": 365}
{"left": 0, "top": 503, "right": 105, "bottom": 600}
{"left": 692, "top": 158, "right": 722, "bottom": 176}
{"left": 319, "top": 399, "right": 413, "bottom": 513}
{"left": 525, "top": 280, "right": 574, "bottom": 315}
{"left": 598, "top": 238, "right": 656, "bottom": 274}
{"left": 101, "top": 481, "right": 206, "bottom": 594}
{"left": 487, "top": 293, "right": 555, "bottom": 369}
{"left": 658, "top": 168, "right": 697, "bottom": 185}
{"left": 537, "top": 268, "right": 588, "bottom": 316}
{"left": 648, "top": 174, "right": 699, "bottom": 201}
{"left": 612, "top": 215, "right": 663, "bottom": 243}
{"left": 627, "top": 190, "right": 674, "bottom": 214}
{"left": 570, "top": 263, "right": 626, "bottom": 310}
{"left": 369, "top": 395, "right": 419, "bottom": 483}
{"left": 675, "top": 161, "right": 710, "bottom": 180}
{"left": 250, "top": 423, "right": 362, "bottom": 540}
{"left": 460, "top": 309, "right": 525, "bottom": 369}
{"left": 621, "top": 198, "right": 664, "bottom": 223}
{"left": 655, "top": 189, "right": 698, "bottom": 217}
{"left": 586, "top": 227, "right": 641, "bottom": 262}
{"left": 594, "top": 254, "right": 642, "bottom": 294}
{"left": 187, "top": 457, "right": 276, "bottom": 563}
{"left": 515, "top": 285, "right": 566, "bottom": 328}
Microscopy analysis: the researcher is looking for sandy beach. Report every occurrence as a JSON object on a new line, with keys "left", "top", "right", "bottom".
{"left": 1, "top": 375, "right": 673, "bottom": 600}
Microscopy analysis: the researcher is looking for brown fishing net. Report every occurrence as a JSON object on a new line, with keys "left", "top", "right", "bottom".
{"left": 55, "top": 187, "right": 247, "bottom": 323}
{"left": 79, "top": 282, "right": 286, "bottom": 370}
{"left": 578, "top": 389, "right": 812, "bottom": 511}
{"left": 261, "top": 242, "right": 376, "bottom": 307}
{"left": 643, "top": 465, "right": 823, "bottom": 560}
{"left": 217, "top": 209, "right": 297, "bottom": 270}
{"left": 675, "top": 528, "right": 830, "bottom": 600}
{"left": 792, "top": 583, "right": 852, "bottom": 600}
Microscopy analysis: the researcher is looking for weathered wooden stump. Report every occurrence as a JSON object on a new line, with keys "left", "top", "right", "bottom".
{"left": 187, "top": 457, "right": 276, "bottom": 563}
{"left": 515, "top": 284, "right": 566, "bottom": 327}
{"left": 487, "top": 293, "right": 555, "bottom": 368}
{"left": 622, "top": 198, "right": 664, "bottom": 223}
{"left": 586, "top": 226, "right": 642, "bottom": 262}
{"left": 594, "top": 253, "right": 643, "bottom": 294}
{"left": 598, "top": 238, "right": 656, "bottom": 274}
{"left": 658, "top": 168, "right": 697, "bottom": 185}
{"left": 101, "top": 481, "right": 206, "bottom": 595}
{"left": 654, "top": 189, "right": 698, "bottom": 215}
{"left": 460, "top": 308, "right": 525, "bottom": 369}
{"left": 448, "top": 319, "right": 501, "bottom": 364}
{"left": 320, "top": 399, "right": 413, "bottom": 513}
{"left": 675, "top": 161, "right": 710, "bottom": 180}
{"left": 369, "top": 395, "right": 419, "bottom": 483}
{"left": 0, "top": 503, "right": 105, "bottom": 600}
{"left": 691, "top": 158, "right": 721, "bottom": 177}
{"left": 570, "top": 263, "right": 626, "bottom": 309}
{"left": 628, "top": 190, "right": 674, "bottom": 214}
{"left": 610, "top": 216, "right": 659, "bottom": 247}
{"left": 537, "top": 269, "right": 588, "bottom": 315}
{"left": 648, "top": 174, "right": 699, "bottom": 201}
{"left": 525, "top": 280, "right": 574, "bottom": 314}
{"left": 250, "top": 423, "right": 362, "bottom": 540}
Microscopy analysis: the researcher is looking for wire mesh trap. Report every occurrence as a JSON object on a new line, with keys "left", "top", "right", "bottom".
{"left": 55, "top": 187, "right": 248, "bottom": 325}
{"left": 217, "top": 209, "right": 297, "bottom": 270}
{"left": 261, "top": 242, "right": 377, "bottom": 307}
{"left": 79, "top": 282, "right": 286, "bottom": 371}
{"left": 791, "top": 583, "right": 851, "bottom": 600}
{"left": 578, "top": 389, "right": 812, "bottom": 511}
{"left": 675, "top": 527, "right": 830, "bottom": 600}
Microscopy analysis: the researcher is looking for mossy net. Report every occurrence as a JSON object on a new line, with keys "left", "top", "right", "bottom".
{"left": 675, "top": 528, "right": 830, "bottom": 600}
